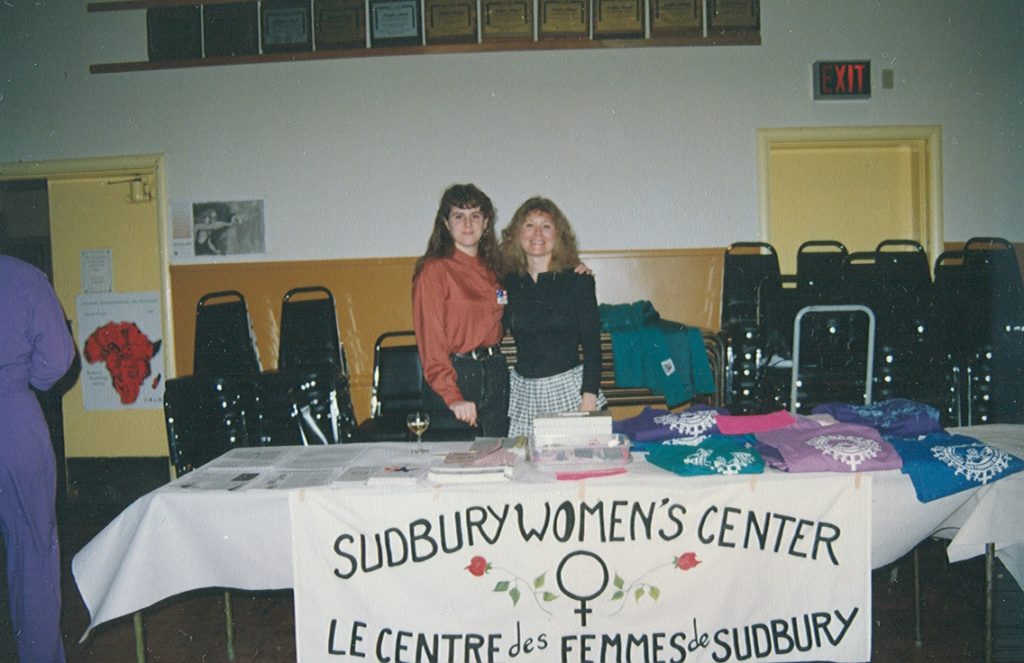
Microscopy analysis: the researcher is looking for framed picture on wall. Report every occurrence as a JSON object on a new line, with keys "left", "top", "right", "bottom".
{"left": 369, "top": 0, "right": 423, "bottom": 47}
{"left": 204, "top": 2, "right": 260, "bottom": 57}
{"left": 315, "top": 0, "right": 367, "bottom": 49}
{"left": 262, "top": 0, "right": 314, "bottom": 53}
{"left": 192, "top": 200, "right": 266, "bottom": 258}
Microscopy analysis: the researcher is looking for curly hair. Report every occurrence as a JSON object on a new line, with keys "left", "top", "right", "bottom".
{"left": 414, "top": 183, "right": 499, "bottom": 279}
{"left": 497, "top": 197, "right": 580, "bottom": 278}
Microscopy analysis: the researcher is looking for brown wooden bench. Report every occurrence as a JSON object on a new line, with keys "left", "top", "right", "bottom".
{"left": 499, "top": 329, "right": 726, "bottom": 409}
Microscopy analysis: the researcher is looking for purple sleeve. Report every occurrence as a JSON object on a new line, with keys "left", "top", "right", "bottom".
{"left": 28, "top": 272, "right": 76, "bottom": 391}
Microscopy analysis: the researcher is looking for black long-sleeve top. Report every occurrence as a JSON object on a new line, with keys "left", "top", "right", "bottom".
{"left": 503, "top": 270, "right": 602, "bottom": 395}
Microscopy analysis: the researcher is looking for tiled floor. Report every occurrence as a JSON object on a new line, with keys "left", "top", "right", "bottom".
{"left": 0, "top": 500, "right": 996, "bottom": 662}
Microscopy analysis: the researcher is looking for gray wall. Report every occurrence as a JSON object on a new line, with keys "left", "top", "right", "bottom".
{"left": 1, "top": 0, "right": 1021, "bottom": 263}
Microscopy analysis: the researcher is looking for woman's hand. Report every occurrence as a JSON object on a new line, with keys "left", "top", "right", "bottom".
{"left": 573, "top": 262, "right": 593, "bottom": 276}
{"left": 579, "top": 392, "right": 599, "bottom": 412}
{"left": 449, "top": 400, "right": 478, "bottom": 427}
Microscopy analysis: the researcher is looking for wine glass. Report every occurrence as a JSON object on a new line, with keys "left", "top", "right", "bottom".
{"left": 406, "top": 411, "right": 430, "bottom": 453}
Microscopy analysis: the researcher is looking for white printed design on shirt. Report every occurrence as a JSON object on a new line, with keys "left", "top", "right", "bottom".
{"left": 653, "top": 410, "right": 717, "bottom": 442}
{"left": 805, "top": 434, "right": 880, "bottom": 471}
{"left": 931, "top": 444, "right": 1011, "bottom": 484}
{"left": 683, "top": 448, "right": 757, "bottom": 475}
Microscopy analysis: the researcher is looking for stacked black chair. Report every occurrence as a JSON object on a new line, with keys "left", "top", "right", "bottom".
{"left": 933, "top": 250, "right": 970, "bottom": 426}
{"left": 721, "top": 242, "right": 781, "bottom": 412}
{"left": 255, "top": 286, "right": 357, "bottom": 445}
{"left": 870, "top": 241, "right": 942, "bottom": 407}
{"left": 935, "top": 239, "right": 1024, "bottom": 424}
{"left": 164, "top": 290, "right": 262, "bottom": 475}
{"left": 163, "top": 376, "right": 260, "bottom": 476}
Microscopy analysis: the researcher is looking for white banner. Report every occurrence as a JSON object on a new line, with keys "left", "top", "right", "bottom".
{"left": 290, "top": 474, "right": 872, "bottom": 663}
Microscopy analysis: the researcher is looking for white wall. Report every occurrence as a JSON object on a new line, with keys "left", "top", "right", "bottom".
{"left": 1, "top": 0, "right": 1021, "bottom": 263}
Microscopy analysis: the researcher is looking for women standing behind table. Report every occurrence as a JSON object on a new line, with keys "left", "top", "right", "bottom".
{"left": 498, "top": 197, "right": 606, "bottom": 437}
{"left": 412, "top": 183, "right": 510, "bottom": 436}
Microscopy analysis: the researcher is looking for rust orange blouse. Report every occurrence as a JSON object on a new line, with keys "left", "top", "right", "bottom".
{"left": 412, "top": 250, "right": 505, "bottom": 405}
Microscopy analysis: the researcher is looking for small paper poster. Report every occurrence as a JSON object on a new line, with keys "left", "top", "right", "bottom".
{"left": 77, "top": 291, "right": 165, "bottom": 411}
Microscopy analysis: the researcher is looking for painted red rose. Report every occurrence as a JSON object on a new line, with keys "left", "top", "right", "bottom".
{"left": 674, "top": 552, "right": 701, "bottom": 571}
{"left": 466, "top": 556, "right": 490, "bottom": 577}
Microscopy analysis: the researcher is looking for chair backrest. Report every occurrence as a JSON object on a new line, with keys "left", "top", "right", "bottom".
{"left": 962, "top": 237, "right": 1024, "bottom": 334}
{"left": 193, "top": 290, "right": 261, "bottom": 376}
{"left": 278, "top": 286, "right": 346, "bottom": 375}
{"left": 163, "top": 375, "right": 259, "bottom": 475}
{"left": 721, "top": 242, "right": 781, "bottom": 330}
{"left": 796, "top": 240, "right": 847, "bottom": 298}
{"left": 370, "top": 331, "right": 425, "bottom": 418}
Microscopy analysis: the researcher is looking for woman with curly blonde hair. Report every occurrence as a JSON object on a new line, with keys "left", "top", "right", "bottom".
{"left": 498, "top": 197, "right": 606, "bottom": 437}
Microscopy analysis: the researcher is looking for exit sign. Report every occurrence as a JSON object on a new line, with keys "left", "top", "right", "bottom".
{"left": 814, "top": 61, "right": 871, "bottom": 100}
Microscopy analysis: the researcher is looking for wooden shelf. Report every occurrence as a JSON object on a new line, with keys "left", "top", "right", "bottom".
{"left": 87, "top": 0, "right": 760, "bottom": 74}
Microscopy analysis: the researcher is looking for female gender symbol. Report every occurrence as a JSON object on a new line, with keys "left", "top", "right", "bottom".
{"left": 556, "top": 550, "right": 609, "bottom": 627}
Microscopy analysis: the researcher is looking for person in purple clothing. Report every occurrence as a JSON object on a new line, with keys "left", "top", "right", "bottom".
{"left": 0, "top": 254, "right": 76, "bottom": 663}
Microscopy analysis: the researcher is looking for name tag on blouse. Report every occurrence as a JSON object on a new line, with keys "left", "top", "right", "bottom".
{"left": 496, "top": 288, "right": 508, "bottom": 305}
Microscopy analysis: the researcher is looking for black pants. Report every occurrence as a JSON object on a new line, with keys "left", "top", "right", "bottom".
{"left": 422, "top": 352, "right": 510, "bottom": 438}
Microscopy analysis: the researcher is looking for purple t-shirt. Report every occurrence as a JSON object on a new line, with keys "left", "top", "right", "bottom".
{"left": 755, "top": 420, "right": 903, "bottom": 473}
{"left": 811, "top": 398, "right": 942, "bottom": 437}
{"left": 613, "top": 405, "right": 721, "bottom": 445}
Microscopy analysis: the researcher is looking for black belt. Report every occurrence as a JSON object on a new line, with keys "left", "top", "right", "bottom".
{"left": 452, "top": 344, "right": 501, "bottom": 360}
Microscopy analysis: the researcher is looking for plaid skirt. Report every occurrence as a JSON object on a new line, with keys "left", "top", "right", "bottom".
{"left": 508, "top": 365, "right": 608, "bottom": 438}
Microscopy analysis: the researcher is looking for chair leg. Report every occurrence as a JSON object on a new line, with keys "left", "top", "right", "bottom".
{"left": 913, "top": 546, "right": 923, "bottom": 647}
{"left": 224, "top": 590, "right": 236, "bottom": 661}
{"left": 133, "top": 610, "right": 146, "bottom": 663}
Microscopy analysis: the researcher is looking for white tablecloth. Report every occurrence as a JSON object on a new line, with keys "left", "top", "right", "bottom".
{"left": 72, "top": 425, "right": 1024, "bottom": 639}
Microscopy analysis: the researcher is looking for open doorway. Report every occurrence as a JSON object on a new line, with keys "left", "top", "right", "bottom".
{"left": 757, "top": 125, "right": 943, "bottom": 274}
{"left": 0, "top": 179, "right": 73, "bottom": 503}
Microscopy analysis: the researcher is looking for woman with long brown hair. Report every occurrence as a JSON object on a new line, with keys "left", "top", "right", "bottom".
{"left": 412, "top": 183, "right": 510, "bottom": 436}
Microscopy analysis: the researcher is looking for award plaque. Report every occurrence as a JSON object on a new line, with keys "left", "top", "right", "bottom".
{"left": 481, "top": 0, "right": 533, "bottom": 42}
{"left": 425, "top": 0, "right": 478, "bottom": 45}
{"left": 538, "top": 0, "right": 588, "bottom": 40}
{"left": 315, "top": 0, "right": 367, "bottom": 49}
{"left": 650, "top": 0, "right": 701, "bottom": 38}
{"left": 146, "top": 6, "right": 202, "bottom": 61}
{"left": 369, "top": 0, "right": 423, "bottom": 47}
{"left": 592, "top": 0, "right": 644, "bottom": 39}
{"left": 261, "top": 0, "right": 313, "bottom": 53}
{"left": 707, "top": 0, "right": 760, "bottom": 32}
{"left": 204, "top": 2, "right": 259, "bottom": 57}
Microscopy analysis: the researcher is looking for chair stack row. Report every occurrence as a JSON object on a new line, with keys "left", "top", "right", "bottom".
{"left": 163, "top": 288, "right": 357, "bottom": 476}
{"left": 720, "top": 237, "right": 1023, "bottom": 423}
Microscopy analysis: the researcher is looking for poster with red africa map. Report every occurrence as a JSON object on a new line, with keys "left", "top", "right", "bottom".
{"left": 77, "top": 292, "right": 165, "bottom": 411}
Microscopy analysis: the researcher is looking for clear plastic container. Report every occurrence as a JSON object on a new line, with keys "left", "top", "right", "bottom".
{"left": 527, "top": 434, "right": 632, "bottom": 471}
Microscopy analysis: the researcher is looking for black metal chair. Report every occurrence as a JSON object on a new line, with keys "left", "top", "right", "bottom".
{"left": 353, "top": 331, "right": 475, "bottom": 442}
{"left": 353, "top": 331, "right": 425, "bottom": 441}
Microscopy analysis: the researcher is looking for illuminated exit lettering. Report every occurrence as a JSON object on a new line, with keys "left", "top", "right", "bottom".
{"left": 813, "top": 61, "right": 871, "bottom": 100}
